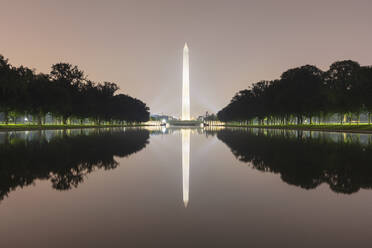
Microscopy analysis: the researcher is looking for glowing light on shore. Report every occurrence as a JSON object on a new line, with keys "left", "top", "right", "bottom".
{"left": 182, "top": 43, "right": 190, "bottom": 120}
{"left": 182, "top": 129, "right": 190, "bottom": 207}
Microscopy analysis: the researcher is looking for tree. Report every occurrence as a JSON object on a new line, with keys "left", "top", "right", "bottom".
{"left": 50, "top": 63, "right": 86, "bottom": 124}
{"left": 325, "top": 60, "right": 361, "bottom": 123}
{"left": 27, "top": 73, "right": 53, "bottom": 124}
{"left": 359, "top": 66, "right": 372, "bottom": 123}
{"left": 279, "top": 65, "right": 324, "bottom": 124}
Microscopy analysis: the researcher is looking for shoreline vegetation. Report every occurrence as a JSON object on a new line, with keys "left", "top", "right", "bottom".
{"left": 219, "top": 123, "right": 372, "bottom": 134}
{"left": 3, "top": 123, "right": 372, "bottom": 134}
{"left": 4, "top": 122, "right": 372, "bottom": 134}
{"left": 217, "top": 60, "right": 372, "bottom": 128}
{"left": 0, "top": 123, "right": 153, "bottom": 132}
{"left": 0, "top": 55, "right": 150, "bottom": 126}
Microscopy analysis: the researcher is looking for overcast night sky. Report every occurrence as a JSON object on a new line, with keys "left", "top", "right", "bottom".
{"left": 1, "top": 0, "right": 372, "bottom": 117}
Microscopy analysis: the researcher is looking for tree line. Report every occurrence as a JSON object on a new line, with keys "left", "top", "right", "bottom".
{"left": 217, "top": 60, "right": 372, "bottom": 125}
{"left": 0, "top": 54, "right": 150, "bottom": 125}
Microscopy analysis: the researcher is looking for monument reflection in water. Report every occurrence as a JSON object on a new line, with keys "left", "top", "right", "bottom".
{"left": 2, "top": 127, "right": 372, "bottom": 203}
{"left": 2, "top": 127, "right": 372, "bottom": 247}
{"left": 182, "top": 129, "right": 190, "bottom": 207}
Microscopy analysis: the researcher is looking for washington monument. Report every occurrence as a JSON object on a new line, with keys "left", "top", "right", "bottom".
{"left": 182, "top": 43, "right": 190, "bottom": 120}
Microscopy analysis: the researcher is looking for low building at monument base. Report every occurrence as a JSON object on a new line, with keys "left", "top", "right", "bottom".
{"left": 168, "top": 120, "right": 202, "bottom": 126}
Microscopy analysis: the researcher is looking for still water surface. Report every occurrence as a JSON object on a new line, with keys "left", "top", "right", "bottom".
{"left": 0, "top": 127, "right": 372, "bottom": 247}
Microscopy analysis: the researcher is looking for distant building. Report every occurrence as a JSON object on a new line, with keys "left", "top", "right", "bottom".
{"left": 197, "top": 115, "right": 204, "bottom": 121}
{"left": 150, "top": 114, "right": 177, "bottom": 121}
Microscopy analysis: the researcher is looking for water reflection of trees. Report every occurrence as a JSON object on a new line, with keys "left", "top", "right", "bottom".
{"left": 0, "top": 128, "right": 149, "bottom": 201}
{"left": 217, "top": 128, "right": 372, "bottom": 194}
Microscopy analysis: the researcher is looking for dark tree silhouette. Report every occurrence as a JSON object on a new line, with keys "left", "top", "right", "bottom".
{"left": 218, "top": 60, "right": 372, "bottom": 125}
{"left": 0, "top": 55, "right": 150, "bottom": 125}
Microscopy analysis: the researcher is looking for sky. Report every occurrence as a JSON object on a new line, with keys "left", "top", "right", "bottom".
{"left": 1, "top": 0, "right": 372, "bottom": 118}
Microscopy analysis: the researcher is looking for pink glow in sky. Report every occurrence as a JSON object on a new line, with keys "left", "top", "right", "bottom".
{"left": 1, "top": 0, "right": 371, "bottom": 117}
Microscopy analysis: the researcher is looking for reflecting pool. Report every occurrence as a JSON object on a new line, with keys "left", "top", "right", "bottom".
{"left": 1, "top": 127, "right": 372, "bottom": 247}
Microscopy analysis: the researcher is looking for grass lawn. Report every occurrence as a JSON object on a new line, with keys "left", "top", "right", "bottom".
{"left": 0, "top": 123, "right": 149, "bottom": 131}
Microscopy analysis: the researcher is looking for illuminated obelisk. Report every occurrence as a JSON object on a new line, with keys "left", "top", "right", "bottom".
{"left": 182, "top": 43, "right": 190, "bottom": 120}
{"left": 182, "top": 129, "right": 190, "bottom": 207}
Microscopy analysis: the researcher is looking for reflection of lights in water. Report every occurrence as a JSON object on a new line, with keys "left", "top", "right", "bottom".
{"left": 182, "top": 129, "right": 190, "bottom": 207}
{"left": 161, "top": 126, "right": 166, "bottom": 133}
